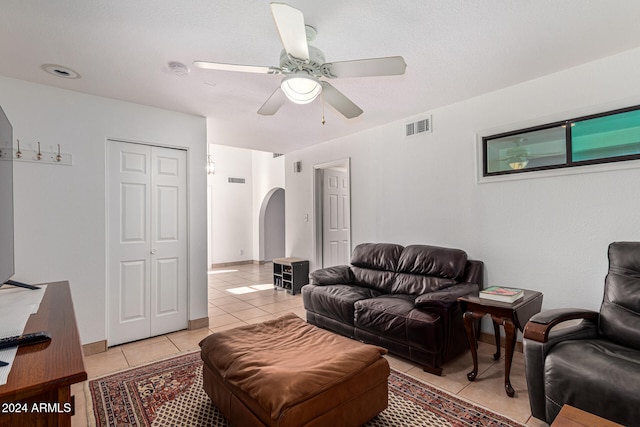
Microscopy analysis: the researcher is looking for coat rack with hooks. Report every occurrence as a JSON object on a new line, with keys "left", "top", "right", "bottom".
{"left": 0, "top": 140, "right": 72, "bottom": 165}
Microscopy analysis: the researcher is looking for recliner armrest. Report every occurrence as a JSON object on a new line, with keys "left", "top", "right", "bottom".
{"left": 309, "top": 265, "right": 353, "bottom": 286}
{"left": 523, "top": 308, "right": 599, "bottom": 343}
{"left": 415, "top": 282, "right": 478, "bottom": 309}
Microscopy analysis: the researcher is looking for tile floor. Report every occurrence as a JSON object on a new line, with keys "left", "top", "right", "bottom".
{"left": 73, "top": 263, "right": 548, "bottom": 426}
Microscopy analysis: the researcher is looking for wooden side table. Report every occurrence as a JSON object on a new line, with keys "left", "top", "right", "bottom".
{"left": 458, "top": 289, "right": 542, "bottom": 397}
{"left": 551, "top": 405, "right": 624, "bottom": 427}
{"left": 0, "top": 281, "right": 87, "bottom": 427}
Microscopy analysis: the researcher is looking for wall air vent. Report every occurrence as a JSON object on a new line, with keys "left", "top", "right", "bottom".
{"left": 405, "top": 116, "right": 432, "bottom": 137}
{"left": 273, "top": 153, "right": 284, "bottom": 158}
{"left": 228, "top": 177, "right": 246, "bottom": 184}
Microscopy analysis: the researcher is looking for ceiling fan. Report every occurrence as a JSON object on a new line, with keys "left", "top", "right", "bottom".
{"left": 499, "top": 138, "right": 565, "bottom": 169}
{"left": 193, "top": 2, "right": 406, "bottom": 119}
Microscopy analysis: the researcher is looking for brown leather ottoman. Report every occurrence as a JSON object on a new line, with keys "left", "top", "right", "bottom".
{"left": 199, "top": 313, "right": 390, "bottom": 427}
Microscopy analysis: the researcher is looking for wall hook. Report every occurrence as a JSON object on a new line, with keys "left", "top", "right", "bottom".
{"left": 16, "top": 139, "right": 22, "bottom": 158}
{"left": 36, "top": 142, "right": 43, "bottom": 160}
{"left": 56, "top": 144, "right": 62, "bottom": 162}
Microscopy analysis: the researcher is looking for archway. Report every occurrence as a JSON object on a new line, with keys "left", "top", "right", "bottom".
{"left": 259, "top": 187, "right": 285, "bottom": 262}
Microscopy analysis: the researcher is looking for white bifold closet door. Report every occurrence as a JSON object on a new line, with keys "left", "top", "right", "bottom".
{"left": 107, "top": 141, "right": 188, "bottom": 346}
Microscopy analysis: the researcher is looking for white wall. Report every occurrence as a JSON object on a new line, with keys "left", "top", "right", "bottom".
{"left": 208, "top": 144, "right": 254, "bottom": 265}
{"left": 252, "top": 151, "right": 285, "bottom": 261}
{"left": 285, "top": 47, "right": 640, "bottom": 317}
{"left": 207, "top": 145, "right": 284, "bottom": 266}
{"left": 0, "top": 76, "right": 208, "bottom": 345}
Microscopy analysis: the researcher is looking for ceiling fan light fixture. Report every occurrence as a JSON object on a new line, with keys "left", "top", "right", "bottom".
{"left": 280, "top": 73, "right": 322, "bottom": 104}
{"left": 508, "top": 160, "right": 529, "bottom": 170}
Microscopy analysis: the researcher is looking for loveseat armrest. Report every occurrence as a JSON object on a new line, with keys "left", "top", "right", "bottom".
{"left": 309, "top": 265, "right": 353, "bottom": 286}
{"left": 523, "top": 308, "right": 599, "bottom": 344}
{"left": 415, "top": 283, "right": 479, "bottom": 309}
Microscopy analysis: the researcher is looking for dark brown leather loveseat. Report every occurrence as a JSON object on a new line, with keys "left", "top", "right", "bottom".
{"left": 302, "top": 243, "right": 483, "bottom": 375}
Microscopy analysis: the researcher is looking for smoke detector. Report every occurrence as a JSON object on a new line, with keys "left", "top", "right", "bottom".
{"left": 168, "top": 61, "right": 190, "bottom": 77}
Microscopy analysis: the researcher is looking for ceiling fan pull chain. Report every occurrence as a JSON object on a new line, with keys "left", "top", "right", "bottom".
{"left": 321, "top": 93, "right": 326, "bottom": 125}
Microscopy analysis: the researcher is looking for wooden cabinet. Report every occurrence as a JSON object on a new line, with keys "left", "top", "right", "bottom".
{"left": 0, "top": 281, "right": 87, "bottom": 427}
{"left": 273, "top": 258, "right": 309, "bottom": 295}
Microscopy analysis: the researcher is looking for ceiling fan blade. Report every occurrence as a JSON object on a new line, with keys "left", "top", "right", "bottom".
{"left": 257, "top": 87, "right": 287, "bottom": 116}
{"left": 321, "top": 82, "right": 363, "bottom": 119}
{"left": 270, "top": 2, "right": 309, "bottom": 61}
{"left": 324, "top": 56, "right": 407, "bottom": 78}
{"left": 528, "top": 152, "right": 566, "bottom": 159}
{"left": 193, "top": 61, "right": 280, "bottom": 74}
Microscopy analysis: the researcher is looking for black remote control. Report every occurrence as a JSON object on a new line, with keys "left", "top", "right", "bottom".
{"left": 0, "top": 332, "right": 51, "bottom": 350}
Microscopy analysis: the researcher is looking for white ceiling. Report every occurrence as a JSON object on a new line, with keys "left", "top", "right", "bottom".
{"left": 2, "top": 1, "right": 640, "bottom": 154}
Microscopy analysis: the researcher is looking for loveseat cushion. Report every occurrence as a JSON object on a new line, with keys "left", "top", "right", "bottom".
{"left": 354, "top": 295, "right": 442, "bottom": 352}
{"left": 350, "top": 243, "right": 403, "bottom": 293}
{"left": 545, "top": 338, "right": 640, "bottom": 424}
{"left": 303, "top": 284, "right": 383, "bottom": 326}
{"left": 391, "top": 245, "right": 468, "bottom": 295}
{"left": 397, "top": 245, "right": 467, "bottom": 279}
{"left": 351, "top": 243, "right": 404, "bottom": 271}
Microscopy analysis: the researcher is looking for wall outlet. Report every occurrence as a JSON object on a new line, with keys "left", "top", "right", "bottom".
{"left": 240, "top": 249, "right": 244, "bottom": 255}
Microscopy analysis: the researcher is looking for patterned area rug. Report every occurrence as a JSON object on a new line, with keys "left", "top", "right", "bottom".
{"left": 89, "top": 352, "right": 525, "bottom": 427}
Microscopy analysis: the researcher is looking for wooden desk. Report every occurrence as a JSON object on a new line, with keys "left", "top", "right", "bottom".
{"left": 0, "top": 281, "right": 87, "bottom": 427}
{"left": 551, "top": 404, "right": 624, "bottom": 427}
{"left": 458, "top": 289, "right": 542, "bottom": 397}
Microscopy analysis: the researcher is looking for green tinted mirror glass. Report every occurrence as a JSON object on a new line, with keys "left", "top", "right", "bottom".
{"left": 572, "top": 109, "right": 640, "bottom": 162}
{"left": 485, "top": 126, "right": 566, "bottom": 175}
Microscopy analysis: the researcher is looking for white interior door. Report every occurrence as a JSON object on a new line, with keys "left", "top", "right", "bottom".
{"left": 108, "top": 141, "right": 187, "bottom": 346}
{"left": 322, "top": 167, "right": 350, "bottom": 267}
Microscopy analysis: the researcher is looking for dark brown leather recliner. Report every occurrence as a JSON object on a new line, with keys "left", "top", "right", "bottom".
{"left": 523, "top": 242, "right": 640, "bottom": 425}
{"left": 302, "top": 243, "right": 483, "bottom": 375}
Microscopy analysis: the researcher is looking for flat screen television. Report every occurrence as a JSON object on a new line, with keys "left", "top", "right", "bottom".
{"left": 0, "top": 105, "right": 14, "bottom": 285}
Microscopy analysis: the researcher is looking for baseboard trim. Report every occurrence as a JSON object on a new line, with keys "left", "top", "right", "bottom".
{"left": 83, "top": 340, "right": 107, "bottom": 356}
{"left": 478, "top": 331, "right": 523, "bottom": 353}
{"left": 188, "top": 317, "right": 209, "bottom": 330}
{"left": 210, "top": 260, "right": 253, "bottom": 268}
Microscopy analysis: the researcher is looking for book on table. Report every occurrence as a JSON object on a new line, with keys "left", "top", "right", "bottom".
{"left": 479, "top": 286, "right": 524, "bottom": 303}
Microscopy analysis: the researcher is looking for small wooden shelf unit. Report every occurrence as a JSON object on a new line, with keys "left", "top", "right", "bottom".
{"left": 273, "top": 258, "right": 309, "bottom": 295}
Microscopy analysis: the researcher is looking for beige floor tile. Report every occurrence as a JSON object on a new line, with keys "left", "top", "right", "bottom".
{"left": 209, "top": 295, "right": 243, "bottom": 305}
{"left": 233, "top": 290, "right": 278, "bottom": 302}
{"left": 167, "top": 328, "right": 212, "bottom": 351}
{"left": 85, "top": 348, "right": 129, "bottom": 378}
{"left": 122, "top": 339, "right": 180, "bottom": 366}
{"left": 258, "top": 300, "right": 304, "bottom": 314}
{"left": 217, "top": 301, "right": 256, "bottom": 313}
{"left": 245, "top": 314, "right": 278, "bottom": 324}
{"left": 119, "top": 335, "right": 168, "bottom": 350}
{"left": 209, "top": 313, "right": 242, "bottom": 327}
{"left": 407, "top": 342, "right": 500, "bottom": 394}
{"left": 384, "top": 354, "right": 414, "bottom": 372}
{"left": 209, "top": 321, "right": 247, "bottom": 333}
{"left": 232, "top": 306, "right": 271, "bottom": 320}
{"left": 458, "top": 357, "right": 531, "bottom": 424}
{"left": 70, "top": 381, "right": 89, "bottom": 427}
{"left": 207, "top": 305, "right": 227, "bottom": 316}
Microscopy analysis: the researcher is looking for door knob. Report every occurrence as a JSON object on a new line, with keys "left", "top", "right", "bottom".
{"left": 151, "top": 248, "right": 158, "bottom": 255}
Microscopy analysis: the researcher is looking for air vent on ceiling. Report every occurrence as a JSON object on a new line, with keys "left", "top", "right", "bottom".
{"left": 228, "top": 177, "right": 246, "bottom": 184}
{"left": 405, "top": 116, "right": 432, "bottom": 137}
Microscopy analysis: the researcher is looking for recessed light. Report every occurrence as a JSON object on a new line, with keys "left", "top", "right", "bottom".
{"left": 41, "top": 64, "right": 81, "bottom": 79}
